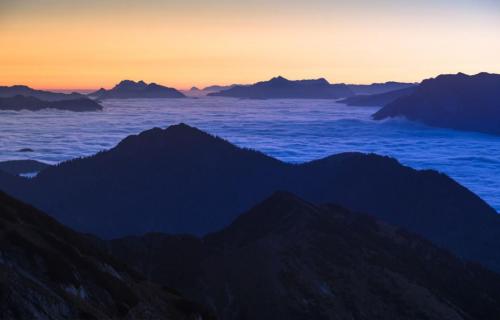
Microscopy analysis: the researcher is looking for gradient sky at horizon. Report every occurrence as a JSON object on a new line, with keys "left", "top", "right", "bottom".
{"left": 1, "top": 0, "right": 499, "bottom": 90}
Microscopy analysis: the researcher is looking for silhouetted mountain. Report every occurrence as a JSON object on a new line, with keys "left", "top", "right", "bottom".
{"left": 106, "top": 192, "right": 500, "bottom": 320}
{"left": 90, "top": 80, "right": 185, "bottom": 99}
{"left": 0, "top": 190, "right": 212, "bottom": 319}
{"left": 0, "top": 160, "right": 50, "bottom": 176}
{"left": 0, "top": 95, "right": 103, "bottom": 111}
{"left": 339, "top": 86, "right": 417, "bottom": 106}
{"left": 202, "top": 84, "right": 239, "bottom": 92}
{"left": 373, "top": 72, "right": 500, "bottom": 135}
{"left": 2, "top": 124, "right": 500, "bottom": 272}
{"left": 347, "top": 81, "right": 416, "bottom": 95}
{"left": 0, "top": 85, "right": 85, "bottom": 101}
{"left": 208, "top": 76, "right": 354, "bottom": 99}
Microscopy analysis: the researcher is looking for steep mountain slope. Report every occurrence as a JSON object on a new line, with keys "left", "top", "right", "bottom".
{"left": 208, "top": 76, "right": 353, "bottom": 99}
{"left": 0, "top": 190, "right": 211, "bottom": 319}
{"left": 1, "top": 124, "right": 500, "bottom": 272}
{"left": 90, "top": 80, "right": 185, "bottom": 99}
{"left": 106, "top": 192, "right": 500, "bottom": 320}
{"left": 373, "top": 72, "right": 500, "bottom": 135}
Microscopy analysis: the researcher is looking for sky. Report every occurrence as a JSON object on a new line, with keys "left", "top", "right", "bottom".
{"left": 0, "top": 0, "right": 499, "bottom": 90}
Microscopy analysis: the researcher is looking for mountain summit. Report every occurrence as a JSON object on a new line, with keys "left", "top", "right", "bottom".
{"left": 208, "top": 76, "right": 354, "bottom": 99}
{"left": 90, "top": 80, "right": 185, "bottom": 99}
{"left": 2, "top": 124, "right": 500, "bottom": 273}
{"left": 107, "top": 192, "right": 500, "bottom": 320}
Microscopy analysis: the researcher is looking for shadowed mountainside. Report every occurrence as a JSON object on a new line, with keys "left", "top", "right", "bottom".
{"left": 0, "top": 85, "right": 85, "bottom": 101}
{"left": 1, "top": 123, "right": 500, "bottom": 272}
{"left": 90, "top": 80, "right": 185, "bottom": 99}
{"left": 208, "top": 76, "right": 354, "bottom": 99}
{"left": 0, "top": 191, "right": 212, "bottom": 319}
{"left": 105, "top": 192, "right": 500, "bottom": 320}
{"left": 0, "top": 95, "right": 103, "bottom": 112}
{"left": 373, "top": 72, "right": 500, "bottom": 135}
{"left": 339, "top": 86, "right": 417, "bottom": 106}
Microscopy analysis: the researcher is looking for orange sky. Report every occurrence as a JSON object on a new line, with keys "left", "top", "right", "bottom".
{"left": 1, "top": 0, "right": 499, "bottom": 90}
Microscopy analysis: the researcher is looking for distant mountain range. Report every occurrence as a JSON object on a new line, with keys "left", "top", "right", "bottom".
{"left": 0, "top": 190, "right": 210, "bottom": 319}
{"left": 373, "top": 72, "right": 500, "bottom": 135}
{"left": 105, "top": 192, "right": 500, "bottom": 320}
{"left": 208, "top": 76, "right": 354, "bottom": 99}
{"left": 0, "top": 85, "right": 85, "bottom": 101}
{"left": 0, "top": 95, "right": 103, "bottom": 112}
{"left": 339, "top": 86, "right": 417, "bottom": 106}
{"left": 90, "top": 80, "right": 186, "bottom": 99}
{"left": 1, "top": 124, "right": 500, "bottom": 273}
{"left": 347, "top": 81, "right": 417, "bottom": 95}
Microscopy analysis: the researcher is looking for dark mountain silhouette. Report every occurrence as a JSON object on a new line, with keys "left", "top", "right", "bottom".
{"left": 347, "top": 81, "right": 416, "bottom": 95}
{"left": 105, "top": 192, "right": 500, "bottom": 320}
{"left": 202, "top": 84, "right": 239, "bottom": 92}
{"left": 373, "top": 72, "right": 500, "bottom": 135}
{"left": 0, "top": 85, "right": 85, "bottom": 101}
{"left": 90, "top": 80, "right": 185, "bottom": 99}
{"left": 0, "top": 190, "right": 212, "bottom": 319}
{"left": 0, "top": 160, "right": 50, "bottom": 176}
{"left": 1, "top": 124, "right": 500, "bottom": 272}
{"left": 208, "top": 76, "right": 354, "bottom": 99}
{"left": 339, "top": 86, "right": 417, "bottom": 106}
{"left": 0, "top": 95, "right": 103, "bottom": 111}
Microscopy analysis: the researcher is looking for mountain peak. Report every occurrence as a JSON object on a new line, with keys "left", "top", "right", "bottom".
{"left": 269, "top": 75, "right": 289, "bottom": 83}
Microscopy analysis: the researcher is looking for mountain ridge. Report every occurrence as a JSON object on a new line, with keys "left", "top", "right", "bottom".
{"left": 208, "top": 76, "right": 354, "bottom": 99}
{"left": 106, "top": 192, "right": 500, "bottom": 320}
{"left": 1, "top": 123, "right": 500, "bottom": 272}
{"left": 90, "top": 80, "right": 186, "bottom": 99}
{"left": 373, "top": 72, "right": 500, "bottom": 135}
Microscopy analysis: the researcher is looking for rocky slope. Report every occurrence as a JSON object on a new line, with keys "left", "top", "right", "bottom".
{"left": 105, "top": 192, "right": 500, "bottom": 320}
{"left": 0, "top": 190, "right": 211, "bottom": 319}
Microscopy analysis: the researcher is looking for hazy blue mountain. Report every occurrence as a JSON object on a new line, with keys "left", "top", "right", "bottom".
{"left": 373, "top": 72, "right": 500, "bottom": 135}
{"left": 347, "top": 81, "right": 417, "bottom": 95}
{"left": 339, "top": 86, "right": 417, "bottom": 106}
{"left": 0, "top": 190, "right": 211, "bottom": 320}
{"left": 0, "top": 85, "right": 85, "bottom": 101}
{"left": 1, "top": 124, "right": 500, "bottom": 272}
{"left": 106, "top": 192, "right": 500, "bottom": 320}
{"left": 90, "top": 80, "right": 185, "bottom": 99}
{"left": 0, "top": 160, "right": 50, "bottom": 176}
{"left": 0, "top": 95, "right": 103, "bottom": 111}
{"left": 208, "top": 76, "right": 354, "bottom": 99}
{"left": 202, "top": 84, "right": 239, "bottom": 92}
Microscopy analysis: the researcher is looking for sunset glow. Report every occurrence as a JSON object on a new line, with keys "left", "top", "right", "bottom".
{"left": 1, "top": 0, "right": 499, "bottom": 90}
